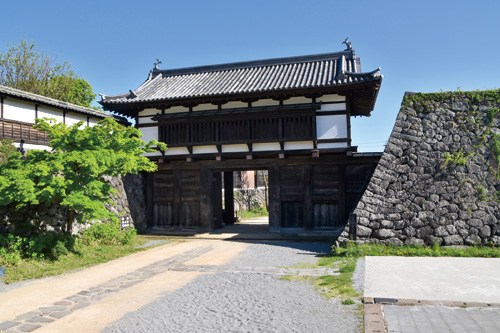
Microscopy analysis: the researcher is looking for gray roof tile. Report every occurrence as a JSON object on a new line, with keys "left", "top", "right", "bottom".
{"left": 100, "top": 50, "right": 382, "bottom": 106}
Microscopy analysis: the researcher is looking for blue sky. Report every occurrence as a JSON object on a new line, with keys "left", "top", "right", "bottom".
{"left": 2, "top": 0, "right": 499, "bottom": 152}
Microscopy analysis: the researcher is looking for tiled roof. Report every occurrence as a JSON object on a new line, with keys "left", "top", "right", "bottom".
{"left": 0, "top": 85, "right": 128, "bottom": 124}
{"left": 100, "top": 50, "right": 382, "bottom": 107}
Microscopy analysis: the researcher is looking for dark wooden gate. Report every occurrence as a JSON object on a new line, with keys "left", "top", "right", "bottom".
{"left": 150, "top": 169, "right": 201, "bottom": 230}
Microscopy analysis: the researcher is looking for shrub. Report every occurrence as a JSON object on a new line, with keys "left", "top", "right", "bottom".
{"left": 80, "top": 220, "right": 136, "bottom": 246}
{"left": 0, "top": 232, "right": 74, "bottom": 265}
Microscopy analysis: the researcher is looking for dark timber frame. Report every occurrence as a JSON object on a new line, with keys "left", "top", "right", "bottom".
{"left": 100, "top": 48, "right": 383, "bottom": 234}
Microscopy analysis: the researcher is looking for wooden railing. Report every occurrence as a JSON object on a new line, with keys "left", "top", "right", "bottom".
{"left": 0, "top": 119, "right": 50, "bottom": 145}
{"left": 159, "top": 112, "right": 315, "bottom": 147}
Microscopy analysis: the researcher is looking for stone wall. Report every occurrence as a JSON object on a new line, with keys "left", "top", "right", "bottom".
{"left": 341, "top": 90, "right": 500, "bottom": 246}
{"left": 0, "top": 173, "right": 147, "bottom": 235}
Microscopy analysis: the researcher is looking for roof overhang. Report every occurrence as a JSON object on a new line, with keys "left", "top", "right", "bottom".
{"left": 100, "top": 77, "right": 382, "bottom": 117}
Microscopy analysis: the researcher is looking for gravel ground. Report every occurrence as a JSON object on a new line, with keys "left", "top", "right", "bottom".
{"left": 103, "top": 242, "right": 362, "bottom": 333}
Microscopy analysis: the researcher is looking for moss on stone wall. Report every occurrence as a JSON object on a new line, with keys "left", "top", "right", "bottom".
{"left": 341, "top": 88, "right": 500, "bottom": 246}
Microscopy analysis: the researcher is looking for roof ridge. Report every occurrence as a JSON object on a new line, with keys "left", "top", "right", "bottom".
{"left": 152, "top": 51, "right": 354, "bottom": 78}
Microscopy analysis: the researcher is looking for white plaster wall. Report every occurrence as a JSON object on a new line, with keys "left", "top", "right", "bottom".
{"left": 139, "top": 126, "right": 158, "bottom": 142}
{"left": 316, "top": 115, "right": 347, "bottom": 139}
{"left": 143, "top": 151, "right": 162, "bottom": 157}
{"left": 139, "top": 108, "right": 159, "bottom": 116}
{"left": 318, "top": 103, "right": 347, "bottom": 112}
{"left": 253, "top": 142, "right": 281, "bottom": 152}
{"left": 13, "top": 142, "right": 51, "bottom": 151}
{"left": 222, "top": 144, "right": 249, "bottom": 153}
{"left": 88, "top": 118, "right": 99, "bottom": 127}
{"left": 164, "top": 147, "right": 190, "bottom": 155}
{"left": 318, "top": 142, "right": 348, "bottom": 149}
{"left": 193, "top": 103, "right": 217, "bottom": 112}
{"left": 165, "top": 106, "right": 189, "bottom": 114}
{"left": 222, "top": 101, "right": 248, "bottom": 109}
{"left": 252, "top": 99, "right": 279, "bottom": 107}
{"left": 137, "top": 117, "right": 156, "bottom": 125}
{"left": 65, "top": 112, "right": 87, "bottom": 126}
{"left": 3, "top": 99, "right": 35, "bottom": 123}
{"left": 284, "top": 141, "right": 313, "bottom": 150}
{"left": 193, "top": 145, "right": 218, "bottom": 154}
{"left": 283, "top": 96, "right": 312, "bottom": 105}
{"left": 38, "top": 106, "right": 64, "bottom": 124}
{"left": 317, "top": 94, "right": 345, "bottom": 103}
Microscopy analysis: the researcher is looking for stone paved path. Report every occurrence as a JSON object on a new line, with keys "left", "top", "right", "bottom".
{"left": 0, "top": 246, "right": 215, "bottom": 332}
{"left": 0, "top": 240, "right": 347, "bottom": 332}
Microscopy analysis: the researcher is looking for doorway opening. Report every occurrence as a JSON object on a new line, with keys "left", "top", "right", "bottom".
{"left": 212, "top": 169, "right": 270, "bottom": 233}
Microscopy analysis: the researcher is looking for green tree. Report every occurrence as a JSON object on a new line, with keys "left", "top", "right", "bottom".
{"left": 0, "top": 140, "right": 17, "bottom": 163}
{"left": 0, "top": 118, "right": 166, "bottom": 233}
{"left": 0, "top": 37, "right": 97, "bottom": 108}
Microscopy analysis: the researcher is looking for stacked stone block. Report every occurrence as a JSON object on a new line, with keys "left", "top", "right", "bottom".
{"left": 342, "top": 91, "right": 500, "bottom": 245}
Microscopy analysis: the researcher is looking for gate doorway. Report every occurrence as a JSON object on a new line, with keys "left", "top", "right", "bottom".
{"left": 212, "top": 169, "right": 269, "bottom": 232}
{"left": 146, "top": 155, "right": 378, "bottom": 235}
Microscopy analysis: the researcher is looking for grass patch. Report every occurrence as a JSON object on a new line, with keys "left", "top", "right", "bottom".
{"left": 2, "top": 238, "right": 145, "bottom": 284}
{"left": 283, "top": 255, "right": 360, "bottom": 303}
{"left": 281, "top": 241, "right": 500, "bottom": 307}
{"left": 238, "top": 207, "right": 268, "bottom": 220}
{"left": 332, "top": 242, "right": 500, "bottom": 258}
{"left": 0, "top": 222, "right": 177, "bottom": 284}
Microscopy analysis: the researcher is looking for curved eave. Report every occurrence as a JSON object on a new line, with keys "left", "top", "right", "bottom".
{"left": 101, "top": 76, "right": 382, "bottom": 117}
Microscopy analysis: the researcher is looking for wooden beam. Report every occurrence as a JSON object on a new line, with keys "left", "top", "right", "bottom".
{"left": 302, "top": 164, "right": 313, "bottom": 230}
{"left": 199, "top": 167, "right": 213, "bottom": 230}
{"left": 223, "top": 171, "right": 234, "bottom": 225}
{"left": 173, "top": 168, "right": 182, "bottom": 229}
{"left": 268, "top": 165, "right": 280, "bottom": 232}
{"left": 146, "top": 172, "right": 154, "bottom": 228}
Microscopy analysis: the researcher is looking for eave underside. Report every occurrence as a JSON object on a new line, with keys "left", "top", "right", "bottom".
{"left": 101, "top": 79, "right": 381, "bottom": 118}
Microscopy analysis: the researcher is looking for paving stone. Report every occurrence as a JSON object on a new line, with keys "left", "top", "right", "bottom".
{"left": 54, "top": 301, "right": 73, "bottom": 306}
{"left": 26, "top": 316, "right": 54, "bottom": 323}
{"left": 91, "top": 294, "right": 108, "bottom": 302}
{"left": 71, "top": 302, "right": 91, "bottom": 310}
{"left": 89, "top": 287, "right": 103, "bottom": 293}
{"left": 65, "top": 295, "right": 87, "bottom": 303}
{"left": 3, "top": 328, "right": 22, "bottom": 333}
{"left": 77, "top": 290, "right": 93, "bottom": 296}
{"left": 465, "top": 301, "right": 488, "bottom": 307}
{"left": 99, "top": 282, "right": 121, "bottom": 288}
{"left": 16, "top": 324, "right": 42, "bottom": 332}
{"left": 50, "top": 311, "right": 71, "bottom": 319}
{"left": 14, "top": 312, "right": 41, "bottom": 321}
{"left": 39, "top": 306, "right": 67, "bottom": 314}
{"left": 397, "top": 298, "right": 418, "bottom": 305}
{"left": 0, "top": 321, "right": 20, "bottom": 331}
{"left": 364, "top": 297, "right": 375, "bottom": 304}
{"left": 439, "top": 300, "right": 465, "bottom": 307}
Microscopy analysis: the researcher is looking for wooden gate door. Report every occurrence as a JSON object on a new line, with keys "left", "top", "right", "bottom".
{"left": 311, "top": 165, "right": 344, "bottom": 229}
{"left": 151, "top": 171, "right": 174, "bottom": 229}
{"left": 150, "top": 169, "right": 201, "bottom": 230}
{"left": 279, "top": 166, "right": 304, "bottom": 229}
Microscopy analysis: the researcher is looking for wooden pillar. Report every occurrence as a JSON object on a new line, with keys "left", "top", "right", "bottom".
{"left": 268, "top": 165, "right": 280, "bottom": 232}
{"left": 223, "top": 171, "right": 235, "bottom": 225}
{"left": 173, "top": 168, "right": 182, "bottom": 229}
{"left": 339, "top": 165, "right": 346, "bottom": 227}
{"left": 146, "top": 172, "right": 154, "bottom": 228}
{"left": 199, "top": 167, "right": 213, "bottom": 231}
{"left": 303, "top": 164, "right": 313, "bottom": 231}
{"left": 212, "top": 172, "right": 223, "bottom": 229}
